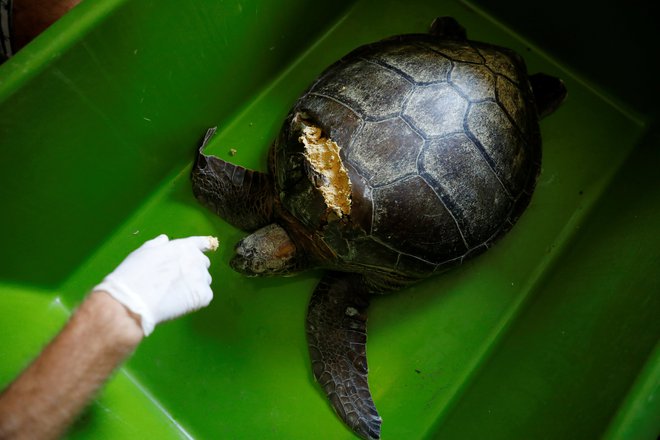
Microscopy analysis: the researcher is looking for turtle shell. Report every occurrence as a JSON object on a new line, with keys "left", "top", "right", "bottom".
{"left": 271, "top": 34, "right": 541, "bottom": 284}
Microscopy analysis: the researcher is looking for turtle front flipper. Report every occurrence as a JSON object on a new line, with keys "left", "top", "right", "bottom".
{"left": 192, "top": 127, "right": 274, "bottom": 231}
{"left": 306, "top": 272, "right": 382, "bottom": 440}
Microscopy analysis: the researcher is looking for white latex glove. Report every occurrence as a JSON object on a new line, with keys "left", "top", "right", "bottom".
{"left": 94, "top": 234, "right": 219, "bottom": 336}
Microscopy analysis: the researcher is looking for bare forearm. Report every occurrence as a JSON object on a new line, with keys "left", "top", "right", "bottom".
{"left": 0, "top": 291, "right": 143, "bottom": 439}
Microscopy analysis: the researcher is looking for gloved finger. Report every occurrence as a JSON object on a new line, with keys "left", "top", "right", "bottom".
{"left": 190, "top": 265, "right": 212, "bottom": 286}
{"left": 177, "top": 236, "right": 219, "bottom": 253}
{"left": 142, "top": 234, "right": 169, "bottom": 249}
{"left": 187, "top": 284, "right": 213, "bottom": 312}
{"left": 199, "top": 285, "right": 214, "bottom": 307}
{"left": 197, "top": 253, "right": 211, "bottom": 270}
{"left": 183, "top": 252, "right": 211, "bottom": 273}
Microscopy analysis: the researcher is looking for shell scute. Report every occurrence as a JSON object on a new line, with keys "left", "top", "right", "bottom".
{"left": 450, "top": 63, "right": 497, "bottom": 101}
{"left": 403, "top": 83, "right": 468, "bottom": 137}
{"left": 311, "top": 59, "right": 414, "bottom": 120}
{"left": 477, "top": 46, "right": 524, "bottom": 85}
{"left": 466, "top": 101, "right": 529, "bottom": 195}
{"left": 348, "top": 118, "right": 423, "bottom": 187}
{"left": 301, "top": 93, "right": 364, "bottom": 148}
{"left": 419, "top": 39, "right": 484, "bottom": 64}
{"left": 496, "top": 75, "right": 531, "bottom": 136}
{"left": 419, "top": 133, "right": 511, "bottom": 247}
{"left": 371, "top": 175, "right": 467, "bottom": 264}
{"left": 369, "top": 44, "right": 452, "bottom": 84}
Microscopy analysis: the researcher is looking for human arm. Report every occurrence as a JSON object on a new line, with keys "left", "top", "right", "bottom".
{"left": 0, "top": 291, "right": 142, "bottom": 440}
{"left": 0, "top": 234, "right": 218, "bottom": 439}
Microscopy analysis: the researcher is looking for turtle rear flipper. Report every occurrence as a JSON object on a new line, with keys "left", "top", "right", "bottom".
{"left": 192, "top": 128, "right": 274, "bottom": 231}
{"left": 429, "top": 16, "right": 467, "bottom": 40}
{"left": 306, "top": 273, "right": 382, "bottom": 440}
{"left": 529, "top": 73, "right": 567, "bottom": 119}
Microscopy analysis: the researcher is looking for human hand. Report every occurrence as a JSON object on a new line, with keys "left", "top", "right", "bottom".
{"left": 94, "top": 234, "right": 219, "bottom": 336}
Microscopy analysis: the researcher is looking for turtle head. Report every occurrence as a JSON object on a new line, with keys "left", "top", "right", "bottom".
{"left": 230, "top": 223, "right": 301, "bottom": 277}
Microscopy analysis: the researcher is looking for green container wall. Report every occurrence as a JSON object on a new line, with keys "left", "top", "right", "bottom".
{"left": 1, "top": 0, "right": 658, "bottom": 439}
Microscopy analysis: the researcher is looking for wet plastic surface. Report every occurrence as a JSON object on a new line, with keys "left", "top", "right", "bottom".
{"left": 1, "top": 0, "right": 658, "bottom": 439}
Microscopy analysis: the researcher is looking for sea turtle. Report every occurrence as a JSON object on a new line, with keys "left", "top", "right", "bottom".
{"left": 191, "top": 17, "right": 566, "bottom": 439}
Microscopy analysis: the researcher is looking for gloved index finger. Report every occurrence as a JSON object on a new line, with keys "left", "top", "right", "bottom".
{"left": 142, "top": 234, "right": 170, "bottom": 248}
{"left": 179, "top": 236, "right": 219, "bottom": 253}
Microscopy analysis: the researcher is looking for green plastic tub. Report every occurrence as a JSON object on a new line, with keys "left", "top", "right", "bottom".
{"left": 1, "top": 0, "right": 658, "bottom": 438}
